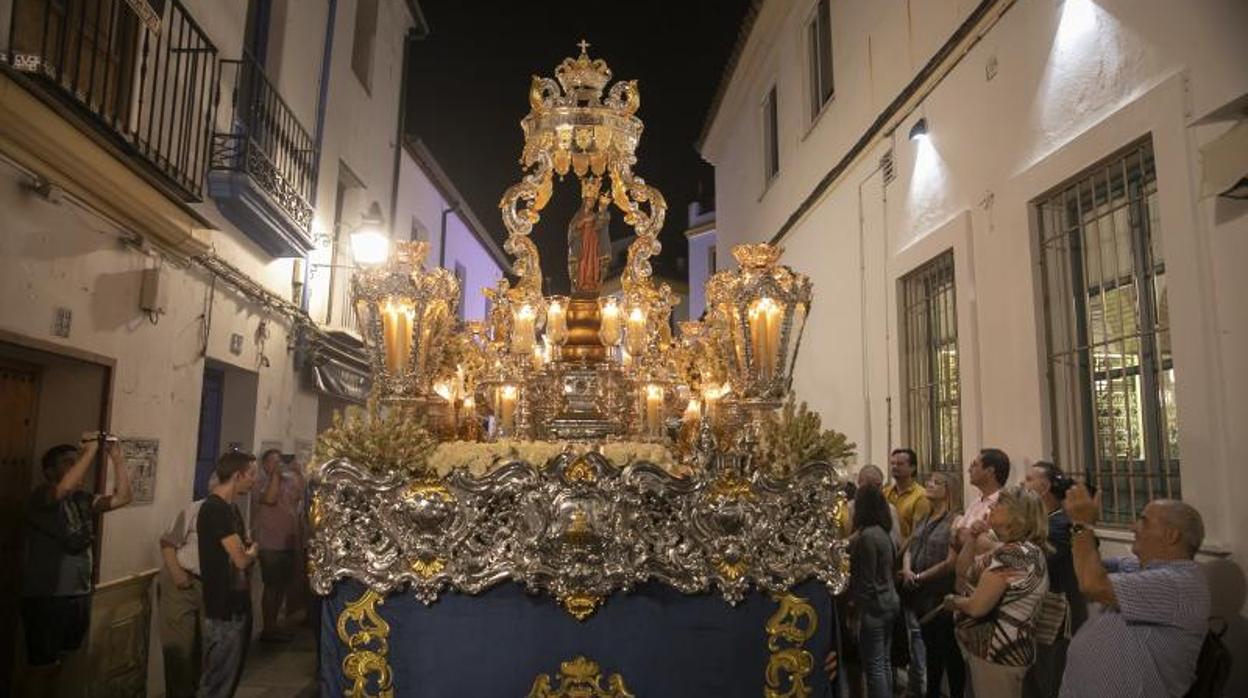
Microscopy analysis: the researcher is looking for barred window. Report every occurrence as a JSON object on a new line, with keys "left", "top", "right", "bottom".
{"left": 901, "top": 251, "right": 961, "bottom": 474}
{"left": 1037, "top": 138, "right": 1179, "bottom": 525}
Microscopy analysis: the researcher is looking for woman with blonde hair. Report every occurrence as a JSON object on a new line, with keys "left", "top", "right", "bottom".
{"left": 901, "top": 471, "right": 964, "bottom": 697}
{"left": 943, "top": 484, "right": 1049, "bottom": 697}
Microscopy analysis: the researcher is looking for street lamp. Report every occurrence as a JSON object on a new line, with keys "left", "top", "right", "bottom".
{"left": 350, "top": 201, "right": 390, "bottom": 266}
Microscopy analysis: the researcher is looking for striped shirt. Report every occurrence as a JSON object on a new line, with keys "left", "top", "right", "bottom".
{"left": 1059, "top": 557, "right": 1209, "bottom": 698}
{"left": 956, "top": 540, "right": 1048, "bottom": 666}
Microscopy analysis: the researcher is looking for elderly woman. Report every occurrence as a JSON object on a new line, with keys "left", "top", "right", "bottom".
{"left": 944, "top": 485, "right": 1049, "bottom": 698}
{"left": 850, "top": 484, "right": 901, "bottom": 698}
{"left": 901, "top": 472, "right": 964, "bottom": 698}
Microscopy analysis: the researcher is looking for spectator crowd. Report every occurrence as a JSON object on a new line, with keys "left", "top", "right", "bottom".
{"left": 832, "top": 447, "right": 1219, "bottom": 698}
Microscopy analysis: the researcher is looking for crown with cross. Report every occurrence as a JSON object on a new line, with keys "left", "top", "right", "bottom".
{"left": 555, "top": 40, "right": 613, "bottom": 101}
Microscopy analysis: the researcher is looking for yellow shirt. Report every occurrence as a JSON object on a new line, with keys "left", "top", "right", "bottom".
{"left": 884, "top": 481, "right": 931, "bottom": 540}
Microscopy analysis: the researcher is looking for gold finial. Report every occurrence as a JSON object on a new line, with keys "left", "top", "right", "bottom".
{"left": 577, "top": 39, "right": 590, "bottom": 55}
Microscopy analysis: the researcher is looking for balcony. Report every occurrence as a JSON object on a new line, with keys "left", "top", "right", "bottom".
{"left": 209, "top": 52, "right": 318, "bottom": 258}
{"left": 2, "top": 0, "right": 219, "bottom": 201}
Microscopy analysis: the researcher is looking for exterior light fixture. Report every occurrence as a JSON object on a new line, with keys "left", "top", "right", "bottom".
{"left": 350, "top": 201, "right": 390, "bottom": 266}
{"left": 908, "top": 117, "right": 929, "bottom": 142}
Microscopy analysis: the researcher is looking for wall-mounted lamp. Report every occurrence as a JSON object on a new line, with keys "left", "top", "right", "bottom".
{"left": 350, "top": 201, "right": 390, "bottom": 266}
{"left": 908, "top": 117, "right": 929, "bottom": 142}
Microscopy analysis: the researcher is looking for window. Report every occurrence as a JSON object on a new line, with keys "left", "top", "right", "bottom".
{"left": 901, "top": 251, "right": 961, "bottom": 474}
{"left": 707, "top": 245, "right": 717, "bottom": 275}
{"left": 351, "top": 0, "right": 379, "bottom": 91}
{"left": 762, "top": 86, "right": 779, "bottom": 184}
{"left": 1037, "top": 138, "right": 1178, "bottom": 525}
{"left": 411, "top": 216, "right": 428, "bottom": 242}
{"left": 806, "top": 0, "right": 834, "bottom": 120}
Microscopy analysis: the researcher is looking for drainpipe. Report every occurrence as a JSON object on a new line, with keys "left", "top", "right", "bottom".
{"left": 389, "top": 29, "right": 421, "bottom": 239}
{"left": 301, "top": 0, "right": 338, "bottom": 315}
{"left": 439, "top": 204, "right": 459, "bottom": 267}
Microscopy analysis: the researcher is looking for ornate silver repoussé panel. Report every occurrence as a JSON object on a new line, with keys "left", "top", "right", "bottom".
{"left": 308, "top": 451, "right": 849, "bottom": 619}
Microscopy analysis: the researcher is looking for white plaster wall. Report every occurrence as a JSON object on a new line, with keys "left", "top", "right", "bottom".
{"left": 305, "top": 0, "right": 414, "bottom": 328}
{"left": 687, "top": 229, "right": 716, "bottom": 320}
{"left": 1, "top": 1, "right": 414, "bottom": 692}
{"left": 395, "top": 150, "right": 505, "bottom": 321}
{"left": 703, "top": 0, "right": 1248, "bottom": 682}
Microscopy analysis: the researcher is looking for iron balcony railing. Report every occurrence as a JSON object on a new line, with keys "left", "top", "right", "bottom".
{"left": 211, "top": 52, "right": 317, "bottom": 234}
{"left": 3, "top": 0, "right": 220, "bottom": 201}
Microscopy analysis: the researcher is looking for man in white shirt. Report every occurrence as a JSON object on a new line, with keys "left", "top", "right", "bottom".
{"left": 159, "top": 498, "right": 205, "bottom": 698}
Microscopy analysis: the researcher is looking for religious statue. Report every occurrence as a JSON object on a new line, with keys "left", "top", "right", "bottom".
{"left": 567, "top": 176, "right": 612, "bottom": 295}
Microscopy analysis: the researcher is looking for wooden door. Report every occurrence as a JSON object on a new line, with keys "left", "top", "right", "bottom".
{"left": 0, "top": 360, "right": 40, "bottom": 692}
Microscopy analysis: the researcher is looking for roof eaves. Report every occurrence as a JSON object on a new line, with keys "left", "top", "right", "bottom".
{"left": 403, "top": 137, "right": 513, "bottom": 273}
{"left": 696, "top": 0, "right": 766, "bottom": 154}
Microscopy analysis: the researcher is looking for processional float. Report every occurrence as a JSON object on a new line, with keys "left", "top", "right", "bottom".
{"left": 310, "top": 43, "right": 850, "bottom": 697}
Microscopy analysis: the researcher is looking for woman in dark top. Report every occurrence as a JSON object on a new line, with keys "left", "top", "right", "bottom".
{"left": 901, "top": 471, "right": 964, "bottom": 698}
{"left": 850, "top": 484, "right": 900, "bottom": 698}
{"left": 1022, "top": 461, "right": 1087, "bottom": 698}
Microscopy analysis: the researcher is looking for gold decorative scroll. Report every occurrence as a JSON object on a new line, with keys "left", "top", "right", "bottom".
{"left": 336, "top": 589, "right": 394, "bottom": 698}
{"left": 500, "top": 44, "right": 669, "bottom": 311}
{"left": 560, "top": 593, "right": 603, "bottom": 622}
{"left": 764, "top": 592, "right": 818, "bottom": 698}
{"left": 527, "top": 656, "right": 635, "bottom": 698}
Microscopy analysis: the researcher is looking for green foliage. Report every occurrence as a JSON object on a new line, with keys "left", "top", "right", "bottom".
{"left": 757, "top": 394, "right": 856, "bottom": 475}
{"left": 314, "top": 400, "right": 438, "bottom": 476}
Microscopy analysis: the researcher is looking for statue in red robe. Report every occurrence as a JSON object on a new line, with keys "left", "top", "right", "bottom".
{"left": 567, "top": 178, "right": 612, "bottom": 294}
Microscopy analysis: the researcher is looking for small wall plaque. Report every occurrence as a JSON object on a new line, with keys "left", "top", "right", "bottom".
{"left": 229, "top": 332, "right": 244, "bottom": 355}
{"left": 52, "top": 307, "right": 72, "bottom": 337}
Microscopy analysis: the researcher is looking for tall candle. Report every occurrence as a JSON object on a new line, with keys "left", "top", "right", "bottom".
{"left": 625, "top": 306, "right": 648, "bottom": 356}
{"left": 748, "top": 297, "right": 782, "bottom": 380}
{"left": 511, "top": 304, "right": 536, "bottom": 354}
{"left": 460, "top": 396, "right": 478, "bottom": 440}
{"left": 498, "top": 385, "right": 518, "bottom": 434}
{"left": 682, "top": 398, "right": 702, "bottom": 427}
{"left": 645, "top": 384, "right": 664, "bottom": 436}
{"left": 703, "top": 383, "right": 728, "bottom": 425}
{"left": 599, "top": 299, "right": 622, "bottom": 346}
{"left": 546, "top": 298, "right": 568, "bottom": 345}
{"left": 382, "top": 301, "right": 414, "bottom": 374}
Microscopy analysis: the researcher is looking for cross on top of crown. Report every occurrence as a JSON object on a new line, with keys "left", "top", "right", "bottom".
{"left": 577, "top": 39, "right": 590, "bottom": 55}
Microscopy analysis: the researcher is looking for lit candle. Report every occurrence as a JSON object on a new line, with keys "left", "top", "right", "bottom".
{"left": 682, "top": 398, "right": 702, "bottom": 427}
{"left": 748, "top": 297, "right": 783, "bottom": 380}
{"left": 599, "top": 298, "right": 622, "bottom": 346}
{"left": 498, "top": 384, "right": 518, "bottom": 434}
{"left": 460, "top": 396, "right": 477, "bottom": 440}
{"left": 703, "top": 383, "right": 728, "bottom": 425}
{"left": 531, "top": 344, "right": 545, "bottom": 371}
{"left": 433, "top": 380, "right": 458, "bottom": 435}
{"left": 645, "top": 384, "right": 664, "bottom": 436}
{"left": 511, "top": 304, "right": 536, "bottom": 354}
{"left": 625, "top": 306, "right": 648, "bottom": 356}
{"left": 546, "top": 297, "right": 568, "bottom": 346}
{"left": 382, "top": 300, "right": 414, "bottom": 374}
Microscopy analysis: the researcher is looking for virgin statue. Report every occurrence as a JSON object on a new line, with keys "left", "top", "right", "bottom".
{"left": 567, "top": 176, "right": 612, "bottom": 294}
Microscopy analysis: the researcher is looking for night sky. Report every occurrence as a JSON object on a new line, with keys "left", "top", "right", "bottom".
{"left": 404, "top": 0, "right": 750, "bottom": 294}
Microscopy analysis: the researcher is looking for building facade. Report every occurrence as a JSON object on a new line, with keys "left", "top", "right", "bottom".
{"left": 700, "top": 0, "right": 1248, "bottom": 682}
{"left": 684, "top": 201, "right": 717, "bottom": 321}
{"left": 0, "top": 0, "right": 427, "bottom": 693}
{"left": 395, "top": 138, "right": 509, "bottom": 323}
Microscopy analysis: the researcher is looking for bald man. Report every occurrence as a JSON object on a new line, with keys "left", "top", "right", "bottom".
{"left": 1059, "top": 487, "right": 1209, "bottom": 698}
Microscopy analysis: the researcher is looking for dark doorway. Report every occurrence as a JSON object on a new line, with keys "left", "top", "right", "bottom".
{"left": 194, "top": 366, "right": 225, "bottom": 499}
{"left": 0, "top": 339, "right": 110, "bottom": 694}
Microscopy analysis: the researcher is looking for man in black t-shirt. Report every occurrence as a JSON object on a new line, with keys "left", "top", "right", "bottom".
{"left": 197, "top": 451, "right": 258, "bottom": 698}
